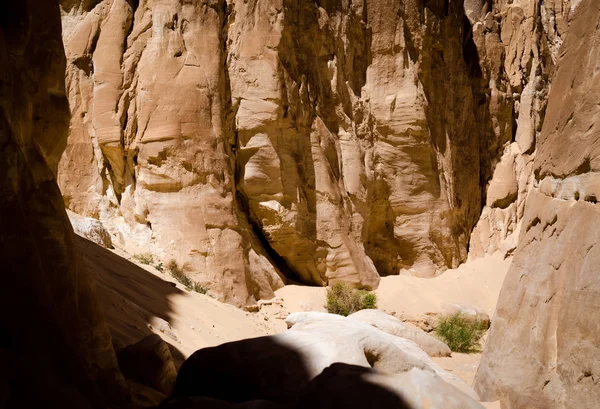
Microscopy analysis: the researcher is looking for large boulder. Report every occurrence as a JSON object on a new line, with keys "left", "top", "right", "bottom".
{"left": 348, "top": 309, "right": 451, "bottom": 357}
{"left": 285, "top": 312, "right": 475, "bottom": 399}
{"left": 68, "top": 210, "right": 113, "bottom": 249}
{"left": 298, "top": 364, "right": 484, "bottom": 409}
{"left": 0, "top": 1, "right": 128, "bottom": 407}
{"left": 170, "top": 311, "right": 477, "bottom": 404}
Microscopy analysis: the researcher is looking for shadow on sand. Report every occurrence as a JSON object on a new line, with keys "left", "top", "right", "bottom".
{"left": 76, "top": 236, "right": 187, "bottom": 367}
{"left": 79, "top": 237, "right": 412, "bottom": 408}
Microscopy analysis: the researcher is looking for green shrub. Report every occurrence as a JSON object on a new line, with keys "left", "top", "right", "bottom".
{"left": 325, "top": 282, "right": 377, "bottom": 316}
{"left": 191, "top": 282, "right": 210, "bottom": 295}
{"left": 133, "top": 253, "right": 154, "bottom": 265}
{"left": 167, "top": 259, "right": 192, "bottom": 288}
{"left": 434, "top": 313, "right": 487, "bottom": 353}
{"left": 167, "top": 260, "right": 209, "bottom": 295}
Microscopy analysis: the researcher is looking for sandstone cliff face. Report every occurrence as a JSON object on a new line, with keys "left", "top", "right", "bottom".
{"left": 0, "top": 1, "right": 126, "bottom": 406}
{"left": 58, "top": 0, "right": 503, "bottom": 304}
{"left": 468, "top": 0, "right": 574, "bottom": 259}
{"left": 474, "top": 1, "right": 600, "bottom": 408}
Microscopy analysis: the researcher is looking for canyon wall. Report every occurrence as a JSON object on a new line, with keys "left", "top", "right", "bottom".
{"left": 55, "top": 0, "right": 586, "bottom": 308}
{"left": 468, "top": 0, "right": 572, "bottom": 258}
{"left": 57, "top": 0, "right": 510, "bottom": 305}
{"left": 0, "top": 1, "right": 127, "bottom": 407}
{"left": 475, "top": 0, "right": 600, "bottom": 408}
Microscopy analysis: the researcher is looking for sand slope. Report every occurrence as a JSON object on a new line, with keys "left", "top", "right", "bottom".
{"left": 77, "top": 237, "right": 279, "bottom": 363}
{"left": 376, "top": 253, "right": 512, "bottom": 319}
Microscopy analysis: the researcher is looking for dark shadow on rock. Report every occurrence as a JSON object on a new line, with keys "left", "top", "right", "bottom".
{"left": 117, "top": 334, "right": 178, "bottom": 396}
{"left": 168, "top": 336, "right": 310, "bottom": 404}
{"left": 165, "top": 337, "right": 411, "bottom": 409}
{"left": 297, "top": 363, "right": 411, "bottom": 409}
{"left": 76, "top": 236, "right": 188, "bottom": 369}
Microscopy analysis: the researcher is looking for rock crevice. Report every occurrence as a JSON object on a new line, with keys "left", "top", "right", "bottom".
{"left": 57, "top": 0, "right": 518, "bottom": 303}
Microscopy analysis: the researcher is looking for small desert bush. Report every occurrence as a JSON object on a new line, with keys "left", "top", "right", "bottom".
{"left": 191, "top": 282, "right": 210, "bottom": 295}
{"left": 434, "top": 313, "right": 487, "bottom": 353}
{"left": 167, "top": 259, "right": 209, "bottom": 295}
{"left": 133, "top": 253, "right": 154, "bottom": 265}
{"left": 325, "top": 282, "right": 377, "bottom": 316}
{"left": 167, "top": 259, "right": 192, "bottom": 287}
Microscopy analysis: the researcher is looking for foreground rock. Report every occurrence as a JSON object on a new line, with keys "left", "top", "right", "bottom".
{"left": 117, "top": 334, "right": 177, "bottom": 396}
{"left": 161, "top": 397, "right": 285, "bottom": 409}
{"left": 284, "top": 312, "right": 474, "bottom": 398}
{"left": 475, "top": 1, "right": 600, "bottom": 408}
{"left": 170, "top": 311, "right": 478, "bottom": 406}
{"left": 165, "top": 364, "right": 484, "bottom": 409}
{"left": 0, "top": 1, "right": 127, "bottom": 406}
{"left": 299, "top": 364, "right": 484, "bottom": 409}
{"left": 348, "top": 309, "right": 451, "bottom": 357}
{"left": 168, "top": 318, "right": 482, "bottom": 408}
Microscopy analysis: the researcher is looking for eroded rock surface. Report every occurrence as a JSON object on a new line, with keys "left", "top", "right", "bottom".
{"left": 474, "top": 1, "right": 600, "bottom": 408}
{"left": 57, "top": 0, "right": 517, "bottom": 303}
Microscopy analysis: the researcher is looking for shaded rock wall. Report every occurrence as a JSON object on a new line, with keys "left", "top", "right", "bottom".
{"left": 58, "top": 0, "right": 504, "bottom": 304}
{"left": 0, "top": 0, "right": 127, "bottom": 407}
{"left": 474, "top": 0, "right": 600, "bottom": 408}
{"left": 468, "top": 0, "right": 573, "bottom": 259}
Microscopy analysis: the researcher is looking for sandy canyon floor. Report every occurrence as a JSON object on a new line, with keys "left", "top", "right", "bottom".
{"left": 78, "top": 235, "right": 510, "bottom": 407}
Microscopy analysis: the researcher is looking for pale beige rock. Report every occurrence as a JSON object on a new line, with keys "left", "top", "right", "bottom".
{"left": 58, "top": 0, "right": 286, "bottom": 306}
{"left": 486, "top": 150, "right": 518, "bottom": 209}
{"left": 68, "top": 210, "right": 113, "bottom": 248}
{"left": 468, "top": 0, "right": 571, "bottom": 259}
{"left": 475, "top": 2, "right": 600, "bottom": 408}
{"left": 284, "top": 312, "right": 475, "bottom": 399}
{"left": 57, "top": 0, "right": 511, "bottom": 302}
{"left": 347, "top": 309, "right": 452, "bottom": 357}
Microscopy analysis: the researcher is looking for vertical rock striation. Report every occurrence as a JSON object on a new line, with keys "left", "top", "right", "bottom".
{"left": 58, "top": 0, "right": 287, "bottom": 306}
{"left": 468, "top": 0, "right": 573, "bottom": 259}
{"left": 475, "top": 1, "right": 600, "bottom": 408}
{"left": 58, "top": 0, "right": 501, "bottom": 303}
